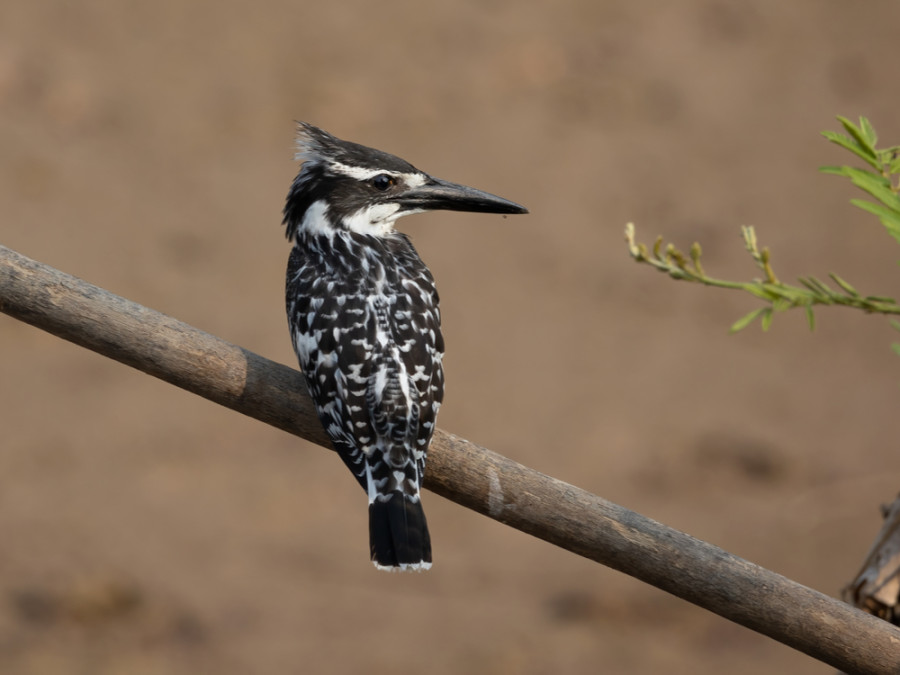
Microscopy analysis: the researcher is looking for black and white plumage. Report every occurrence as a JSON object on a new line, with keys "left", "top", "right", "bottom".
{"left": 283, "top": 123, "right": 527, "bottom": 571}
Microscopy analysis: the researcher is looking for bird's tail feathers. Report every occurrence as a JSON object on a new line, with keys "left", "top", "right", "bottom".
{"left": 369, "top": 493, "right": 432, "bottom": 572}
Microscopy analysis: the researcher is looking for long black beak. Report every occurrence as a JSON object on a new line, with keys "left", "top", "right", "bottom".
{"left": 396, "top": 176, "right": 528, "bottom": 215}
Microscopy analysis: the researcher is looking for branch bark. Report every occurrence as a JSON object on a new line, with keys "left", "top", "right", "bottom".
{"left": 1, "top": 243, "right": 898, "bottom": 673}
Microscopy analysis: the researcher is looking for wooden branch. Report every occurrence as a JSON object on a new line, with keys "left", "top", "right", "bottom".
{"left": 2, "top": 243, "right": 898, "bottom": 673}
{"left": 844, "top": 495, "right": 900, "bottom": 623}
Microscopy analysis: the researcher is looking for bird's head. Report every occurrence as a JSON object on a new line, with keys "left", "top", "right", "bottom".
{"left": 283, "top": 122, "right": 528, "bottom": 242}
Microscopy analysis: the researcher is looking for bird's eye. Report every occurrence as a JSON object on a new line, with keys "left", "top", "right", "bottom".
{"left": 371, "top": 174, "right": 394, "bottom": 191}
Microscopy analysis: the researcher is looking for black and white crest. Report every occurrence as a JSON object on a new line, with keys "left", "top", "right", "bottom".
{"left": 284, "top": 123, "right": 424, "bottom": 242}
{"left": 283, "top": 123, "right": 527, "bottom": 571}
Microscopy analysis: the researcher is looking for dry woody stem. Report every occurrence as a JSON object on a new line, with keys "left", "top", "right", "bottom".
{"left": 1, "top": 244, "right": 899, "bottom": 674}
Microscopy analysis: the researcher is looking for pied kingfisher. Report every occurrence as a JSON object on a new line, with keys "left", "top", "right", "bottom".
{"left": 283, "top": 123, "right": 527, "bottom": 571}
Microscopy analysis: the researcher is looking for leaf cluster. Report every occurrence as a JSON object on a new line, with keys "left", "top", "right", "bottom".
{"left": 820, "top": 116, "right": 900, "bottom": 243}
{"left": 625, "top": 116, "right": 900, "bottom": 336}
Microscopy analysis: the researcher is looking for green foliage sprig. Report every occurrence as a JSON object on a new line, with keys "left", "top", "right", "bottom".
{"left": 820, "top": 116, "right": 900, "bottom": 242}
{"left": 625, "top": 116, "right": 900, "bottom": 336}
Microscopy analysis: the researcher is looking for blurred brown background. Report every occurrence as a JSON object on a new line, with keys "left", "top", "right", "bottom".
{"left": 3, "top": 1, "right": 900, "bottom": 672}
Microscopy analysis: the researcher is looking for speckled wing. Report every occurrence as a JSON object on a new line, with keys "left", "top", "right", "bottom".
{"left": 285, "top": 238, "right": 444, "bottom": 500}
{"left": 286, "top": 236, "right": 443, "bottom": 569}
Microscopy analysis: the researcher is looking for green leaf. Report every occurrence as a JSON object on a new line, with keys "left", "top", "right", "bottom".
{"left": 767, "top": 288, "right": 804, "bottom": 304}
{"left": 892, "top": 343, "right": 900, "bottom": 357}
{"left": 849, "top": 199, "right": 900, "bottom": 244}
{"left": 889, "top": 319, "right": 900, "bottom": 333}
{"left": 821, "top": 131, "right": 881, "bottom": 170}
{"left": 805, "top": 306, "right": 816, "bottom": 331}
{"left": 842, "top": 165, "right": 893, "bottom": 187}
{"left": 838, "top": 115, "right": 878, "bottom": 156}
{"left": 746, "top": 285, "right": 785, "bottom": 302}
{"left": 730, "top": 307, "right": 765, "bottom": 333}
{"left": 850, "top": 198, "right": 900, "bottom": 220}
{"left": 846, "top": 170, "right": 900, "bottom": 209}
{"left": 799, "top": 276, "right": 833, "bottom": 296}
{"left": 760, "top": 308, "right": 774, "bottom": 332}
{"left": 888, "top": 150, "right": 900, "bottom": 175}
{"left": 829, "top": 273, "right": 860, "bottom": 297}
{"left": 859, "top": 116, "right": 878, "bottom": 147}
{"left": 836, "top": 115, "right": 861, "bottom": 136}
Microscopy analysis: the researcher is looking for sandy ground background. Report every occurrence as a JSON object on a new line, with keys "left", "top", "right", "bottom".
{"left": 3, "top": 1, "right": 900, "bottom": 672}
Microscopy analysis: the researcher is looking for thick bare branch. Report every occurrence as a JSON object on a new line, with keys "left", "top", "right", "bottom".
{"left": 2, "top": 243, "right": 899, "bottom": 673}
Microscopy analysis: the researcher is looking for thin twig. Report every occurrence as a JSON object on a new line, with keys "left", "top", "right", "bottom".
{"left": 1, "top": 244, "right": 899, "bottom": 674}
{"left": 624, "top": 223, "right": 900, "bottom": 326}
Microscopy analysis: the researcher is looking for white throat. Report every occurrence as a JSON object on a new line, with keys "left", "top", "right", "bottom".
{"left": 342, "top": 203, "right": 405, "bottom": 237}
{"left": 299, "top": 199, "right": 426, "bottom": 240}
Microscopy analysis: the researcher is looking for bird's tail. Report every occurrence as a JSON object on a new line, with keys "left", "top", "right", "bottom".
{"left": 369, "top": 493, "right": 432, "bottom": 572}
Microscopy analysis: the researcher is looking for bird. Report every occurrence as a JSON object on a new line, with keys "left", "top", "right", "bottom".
{"left": 282, "top": 123, "right": 527, "bottom": 571}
